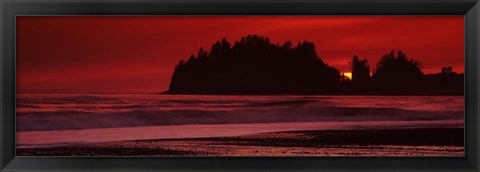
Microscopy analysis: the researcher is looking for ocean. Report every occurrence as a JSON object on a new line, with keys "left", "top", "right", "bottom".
{"left": 16, "top": 94, "right": 464, "bottom": 148}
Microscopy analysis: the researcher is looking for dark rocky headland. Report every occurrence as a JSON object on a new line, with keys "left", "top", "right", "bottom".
{"left": 164, "top": 35, "right": 463, "bottom": 95}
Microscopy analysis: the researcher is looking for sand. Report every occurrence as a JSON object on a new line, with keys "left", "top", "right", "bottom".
{"left": 16, "top": 128, "right": 464, "bottom": 156}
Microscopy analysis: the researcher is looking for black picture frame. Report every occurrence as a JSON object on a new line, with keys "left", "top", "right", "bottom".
{"left": 1, "top": 0, "right": 479, "bottom": 171}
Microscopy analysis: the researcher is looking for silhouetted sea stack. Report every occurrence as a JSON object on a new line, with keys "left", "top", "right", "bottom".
{"left": 164, "top": 35, "right": 463, "bottom": 95}
{"left": 368, "top": 51, "right": 463, "bottom": 95}
{"left": 371, "top": 51, "right": 425, "bottom": 94}
{"left": 165, "top": 35, "right": 340, "bottom": 95}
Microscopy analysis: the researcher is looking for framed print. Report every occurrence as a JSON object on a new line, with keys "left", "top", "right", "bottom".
{"left": 14, "top": 16, "right": 465, "bottom": 157}
{"left": 1, "top": 0, "right": 479, "bottom": 171}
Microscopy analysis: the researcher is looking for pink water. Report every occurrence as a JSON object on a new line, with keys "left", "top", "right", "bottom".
{"left": 16, "top": 94, "right": 464, "bottom": 147}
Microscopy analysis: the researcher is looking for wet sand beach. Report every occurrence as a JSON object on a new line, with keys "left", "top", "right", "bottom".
{"left": 17, "top": 128, "right": 464, "bottom": 156}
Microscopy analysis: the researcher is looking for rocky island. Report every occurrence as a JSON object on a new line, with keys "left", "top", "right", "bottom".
{"left": 164, "top": 35, "right": 463, "bottom": 95}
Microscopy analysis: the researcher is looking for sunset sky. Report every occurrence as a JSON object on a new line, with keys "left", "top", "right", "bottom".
{"left": 16, "top": 16, "right": 464, "bottom": 93}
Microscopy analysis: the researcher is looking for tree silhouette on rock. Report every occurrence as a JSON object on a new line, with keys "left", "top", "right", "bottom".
{"left": 165, "top": 38, "right": 463, "bottom": 95}
{"left": 166, "top": 35, "right": 340, "bottom": 95}
{"left": 371, "top": 50, "right": 425, "bottom": 94}
{"left": 424, "top": 66, "right": 464, "bottom": 95}
{"left": 350, "top": 55, "right": 371, "bottom": 92}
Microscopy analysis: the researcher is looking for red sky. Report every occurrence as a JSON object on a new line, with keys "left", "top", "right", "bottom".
{"left": 16, "top": 16, "right": 464, "bottom": 93}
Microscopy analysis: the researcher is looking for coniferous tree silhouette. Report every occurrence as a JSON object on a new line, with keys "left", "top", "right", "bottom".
{"left": 441, "top": 66, "right": 453, "bottom": 74}
{"left": 165, "top": 37, "right": 463, "bottom": 95}
{"left": 166, "top": 35, "right": 340, "bottom": 95}
{"left": 424, "top": 66, "right": 464, "bottom": 95}
{"left": 371, "top": 50, "right": 425, "bottom": 94}
{"left": 351, "top": 55, "right": 370, "bottom": 92}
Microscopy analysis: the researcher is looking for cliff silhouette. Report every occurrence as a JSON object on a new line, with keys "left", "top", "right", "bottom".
{"left": 165, "top": 35, "right": 339, "bottom": 95}
{"left": 164, "top": 35, "right": 463, "bottom": 95}
{"left": 371, "top": 51, "right": 425, "bottom": 94}
{"left": 346, "top": 51, "right": 463, "bottom": 95}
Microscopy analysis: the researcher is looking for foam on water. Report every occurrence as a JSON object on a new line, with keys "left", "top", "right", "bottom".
{"left": 16, "top": 94, "right": 464, "bottom": 147}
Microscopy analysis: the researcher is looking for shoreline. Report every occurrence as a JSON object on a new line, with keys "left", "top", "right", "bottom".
{"left": 17, "top": 128, "right": 464, "bottom": 156}
{"left": 17, "top": 120, "right": 464, "bottom": 147}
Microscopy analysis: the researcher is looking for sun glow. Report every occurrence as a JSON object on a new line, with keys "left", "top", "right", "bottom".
{"left": 343, "top": 72, "right": 352, "bottom": 80}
